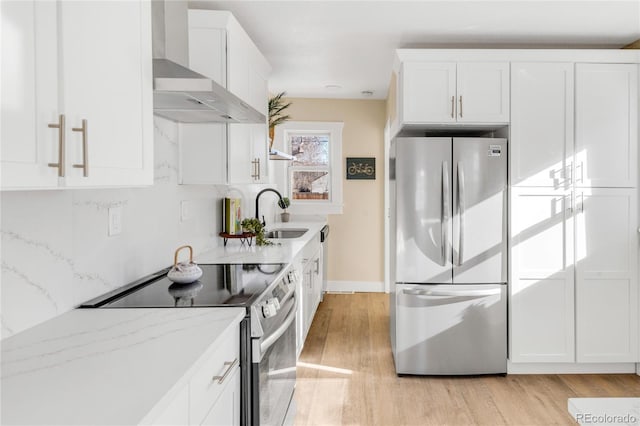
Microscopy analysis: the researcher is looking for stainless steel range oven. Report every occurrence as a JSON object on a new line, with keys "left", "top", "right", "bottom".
{"left": 81, "top": 262, "right": 301, "bottom": 426}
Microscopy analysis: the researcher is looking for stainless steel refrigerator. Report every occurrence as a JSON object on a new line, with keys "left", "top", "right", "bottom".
{"left": 390, "top": 137, "right": 507, "bottom": 375}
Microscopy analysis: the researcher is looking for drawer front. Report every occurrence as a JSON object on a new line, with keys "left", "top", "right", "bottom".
{"left": 190, "top": 325, "right": 240, "bottom": 425}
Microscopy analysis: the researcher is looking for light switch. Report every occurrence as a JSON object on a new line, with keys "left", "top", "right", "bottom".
{"left": 108, "top": 206, "right": 123, "bottom": 236}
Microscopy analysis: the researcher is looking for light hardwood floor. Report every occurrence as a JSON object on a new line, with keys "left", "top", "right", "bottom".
{"left": 294, "top": 293, "right": 640, "bottom": 425}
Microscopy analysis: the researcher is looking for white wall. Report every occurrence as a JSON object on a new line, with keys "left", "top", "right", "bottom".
{"left": 1, "top": 117, "right": 275, "bottom": 338}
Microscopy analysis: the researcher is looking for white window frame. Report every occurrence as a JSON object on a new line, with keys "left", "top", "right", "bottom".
{"left": 275, "top": 121, "right": 343, "bottom": 215}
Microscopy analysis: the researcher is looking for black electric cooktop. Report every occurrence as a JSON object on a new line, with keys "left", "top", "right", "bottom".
{"left": 81, "top": 263, "right": 285, "bottom": 308}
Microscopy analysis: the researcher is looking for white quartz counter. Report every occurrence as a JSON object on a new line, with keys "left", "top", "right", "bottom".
{"left": 1, "top": 307, "right": 245, "bottom": 425}
{"left": 195, "top": 220, "right": 327, "bottom": 264}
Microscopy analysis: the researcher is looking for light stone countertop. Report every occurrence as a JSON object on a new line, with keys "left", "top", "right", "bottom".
{"left": 195, "top": 220, "right": 327, "bottom": 264}
{"left": 1, "top": 307, "right": 245, "bottom": 425}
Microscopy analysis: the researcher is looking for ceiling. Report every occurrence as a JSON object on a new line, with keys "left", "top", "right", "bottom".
{"left": 189, "top": 1, "right": 640, "bottom": 100}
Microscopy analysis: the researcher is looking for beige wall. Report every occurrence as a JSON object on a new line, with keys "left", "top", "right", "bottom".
{"left": 284, "top": 98, "right": 386, "bottom": 284}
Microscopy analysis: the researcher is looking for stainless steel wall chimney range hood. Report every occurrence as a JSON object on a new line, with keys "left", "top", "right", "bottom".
{"left": 151, "top": 1, "right": 265, "bottom": 124}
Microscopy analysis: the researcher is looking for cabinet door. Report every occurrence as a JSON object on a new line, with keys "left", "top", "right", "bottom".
{"left": 59, "top": 1, "right": 152, "bottom": 187}
{"left": 511, "top": 63, "right": 574, "bottom": 188}
{"left": 456, "top": 62, "right": 509, "bottom": 123}
{"left": 1, "top": 1, "right": 59, "bottom": 189}
{"left": 575, "top": 64, "right": 638, "bottom": 188}
{"left": 575, "top": 188, "right": 638, "bottom": 362}
{"left": 200, "top": 367, "right": 241, "bottom": 426}
{"left": 400, "top": 62, "right": 456, "bottom": 123}
{"left": 510, "top": 188, "right": 575, "bottom": 362}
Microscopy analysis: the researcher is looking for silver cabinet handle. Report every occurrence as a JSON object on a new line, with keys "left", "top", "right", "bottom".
{"left": 450, "top": 96, "right": 455, "bottom": 118}
{"left": 459, "top": 96, "right": 463, "bottom": 118}
{"left": 314, "top": 258, "right": 320, "bottom": 275}
{"left": 212, "top": 358, "right": 238, "bottom": 384}
{"left": 403, "top": 288, "right": 501, "bottom": 297}
{"left": 457, "top": 162, "right": 465, "bottom": 266}
{"left": 72, "top": 119, "right": 88, "bottom": 177}
{"left": 251, "top": 158, "right": 259, "bottom": 179}
{"left": 440, "top": 161, "right": 450, "bottom": 266}
{"left": 47, "top": 114, "right": 66, "bottom": 177}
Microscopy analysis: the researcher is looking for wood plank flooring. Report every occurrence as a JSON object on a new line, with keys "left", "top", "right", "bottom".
{"left": 294, "top": 293, "right": 640, "bottom": 425}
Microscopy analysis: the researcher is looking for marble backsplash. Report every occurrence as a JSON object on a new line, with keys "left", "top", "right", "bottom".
{"left": 1, "top": 117, "right": 276, "bottom": 338}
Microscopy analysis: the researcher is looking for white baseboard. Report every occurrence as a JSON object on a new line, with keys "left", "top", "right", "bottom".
{"left": 507, "top": 361, "right": 637, "bottom": 374}
{"left": 326, "top": 280, "right": 385, "bottom": 293}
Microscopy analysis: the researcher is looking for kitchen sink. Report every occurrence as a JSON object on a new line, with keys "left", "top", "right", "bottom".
{"left": 264, "top": 228, "right": 308, "bottom": 239}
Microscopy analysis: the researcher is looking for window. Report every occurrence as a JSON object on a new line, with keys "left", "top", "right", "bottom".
{"left": 275, "top": 121, "right": 343, "bottom": 214}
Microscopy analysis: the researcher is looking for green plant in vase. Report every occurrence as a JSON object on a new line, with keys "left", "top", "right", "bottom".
{"left": 240, "top": 217, "right": 273, "bottom": 246}
{"left": 277, "top": 197, "right": 291, "bottom": 222}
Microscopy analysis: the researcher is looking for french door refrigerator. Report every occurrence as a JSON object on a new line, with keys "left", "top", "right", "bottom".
{"left": 390, "top": 137, "right": 507, "bottom": 375}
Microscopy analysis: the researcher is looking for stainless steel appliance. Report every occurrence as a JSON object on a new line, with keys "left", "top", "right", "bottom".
{"left": 81, "top": 262, "right": 300, "bottom": 426}
{"left": 390, "top": 137, "right": 508, "bottom": 375}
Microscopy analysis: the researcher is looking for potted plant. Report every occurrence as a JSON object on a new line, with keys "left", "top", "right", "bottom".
{"left": 268, "top": 92, "right": 292, "bottom": 151}
{"left": 278, "top": 197, "right": 291, "bottom": 222}
{"left": 240, "top": 218, "right": 273, "bottom": 246}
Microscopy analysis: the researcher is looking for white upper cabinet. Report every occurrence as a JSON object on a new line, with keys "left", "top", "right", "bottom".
{"left": 185, "top": 9, "right": 270, "bottom": 185}
{"left": 456, "top": 62, "right": 510, "bottom": 123}
{"left": 399, "top": 61, "right": 509, "bottom": 125}
{"left": 575, "top": 64, "right": 638, "bottom": 188}
{"left": 2, "top": 1, "right": 60, "bottom": 189}
{"left": 401, "top": 62, "right": 457, "bottom": 123}
{"left": 511, "top": 63, "right": 574, "bottom": 188}
{"left": 1, "top": 1, "right": 153, "bottom": 190}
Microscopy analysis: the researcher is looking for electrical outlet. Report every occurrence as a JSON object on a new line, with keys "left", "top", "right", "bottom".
{"left": 108, "top": 206, "right": 123, "bottom": 236}
{"left": 180, "top": 200, "right": 191, "bottom": 222}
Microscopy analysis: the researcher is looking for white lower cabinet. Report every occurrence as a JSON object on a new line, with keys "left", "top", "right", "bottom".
{"left": 296, "top": 236, "right": 324, "bottom": 356}
{"left": 510, "top": 187, "right": 638, "bottom": 363}
{"left": 199, "top": 367, "right": 241, "bottom": 426}
{"left": 149, "top": 322, "right": 240, "bottom": 425}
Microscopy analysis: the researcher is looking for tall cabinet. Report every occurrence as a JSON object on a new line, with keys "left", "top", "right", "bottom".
{"left": 1, "top": 0, "right": 153, "bottom": 190}
{"left": 510, "top": 62, "right": 639, "bottom": 363}
{"left": 179, "top": 9, "right": 270, "bottom": 185}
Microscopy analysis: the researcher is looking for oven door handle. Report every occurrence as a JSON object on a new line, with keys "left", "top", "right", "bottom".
{"left": 259, "top": 296, "right": 298, "bottom": 356}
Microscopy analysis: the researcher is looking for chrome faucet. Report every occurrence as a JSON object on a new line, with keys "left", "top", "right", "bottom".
{"left": 255, "top": 188, "right": 285, "bottom": 227}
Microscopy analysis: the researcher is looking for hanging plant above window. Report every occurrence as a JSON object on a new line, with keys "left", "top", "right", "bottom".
{"left": 268, "top": 91, "right": 292, "bottom": 150}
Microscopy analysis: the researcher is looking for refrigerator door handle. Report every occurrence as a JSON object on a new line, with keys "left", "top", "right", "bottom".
{"left": 402, "top": 288, "right": 501, "bottom": 297}
{"left": 441, "top": 161, "right": 450, "bottom": 266}
{"left": 457, "top": 162, "right": 465, "bottom": 266}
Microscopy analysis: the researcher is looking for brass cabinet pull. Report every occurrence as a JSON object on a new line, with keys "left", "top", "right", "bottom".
{"left": 212, "top": 358, "right": 238, "bottom": 384}
{"left": 47, "top": 114, "right": 66, "bottom": 177}
{"left": 459, "top": 96, "right": 463, "bottom": 118}
{"left": 72, "top": 119, "right": 89, "bottom": 177}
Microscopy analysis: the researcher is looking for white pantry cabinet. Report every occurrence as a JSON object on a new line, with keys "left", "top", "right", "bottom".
{"left": 575, "top": 188, "right": 638, "bottom": 362}
{"left": 399, "top": 61, "right": 509, "bottom": 125}
{"left": 510, "top": 187, "right": 575, "bottom": 362}
{"left": 1, "top": 0, "right": 153, "bottom": 190}
{"left": 575, "top": 64, "right": 638, "bottom": 188}
{"left": 510, "top": 63, "right": 574, "bottom": 188}
{"left": 510, "top": 187, "right": 639, "bottom": 363}
{"left": 184, "top": 9, "right": 270, "bottom": 185}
